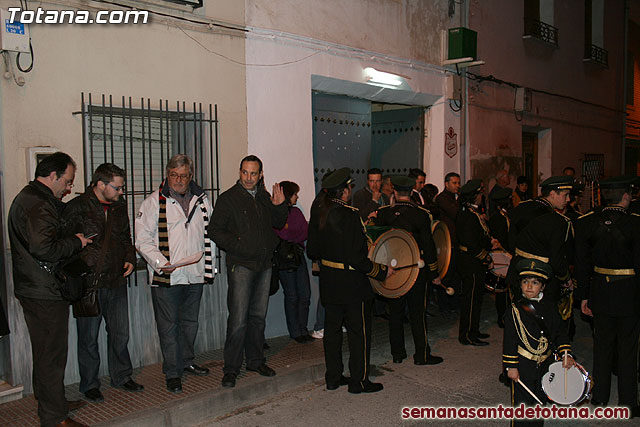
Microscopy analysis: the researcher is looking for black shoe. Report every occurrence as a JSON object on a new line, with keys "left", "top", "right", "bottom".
{"left": 301, "top": 334, "right": 313, "bottom": 342}
{"left": 294, "top": 335, "right": 311, "bottom": 344}
{"left": 590, "top": 399, "right": 607, "bottom": 406}
{"left": 166, "top": 377, "right": 182, "bottom": 393}
{"left": 221, "top": 373, "right": 237, "bottom": 388}
{"left": 631, "top": 406, "right": 640, "bottom": 418}
{"left": 247, "top": 363, "right": 276, "bottom": 377}
{"left": 184, "top": 364, "right": 210, "bottom": 376}
{"left": 477, "top": 332, "right": 490, "bottom": 339}
{"left": 263, "top": 342, "right": 271, "bottom": 350}
{"left": 459, "top": 338, "right": 490, "bottom": 346}
{"left": 348, "top": 381, "right": 384, "bottom": 394}
{"left": 83, "top": 388, "right": 103, "bottom": 403}
{"left": 414, "top": 354, "right": 443, "bottom": 365}
{"left": 392, "top": 355, "right": 406, "bottom": 364}
{"left": 118, "top": 379, "right": 144, "bottom": 392}
{"left": 326, "top": 375, "right": 350, "bottom": 390}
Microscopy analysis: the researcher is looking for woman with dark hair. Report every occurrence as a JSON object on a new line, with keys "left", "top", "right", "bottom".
{"left": 274, "top": 181, "right": 312, "bottom": 343}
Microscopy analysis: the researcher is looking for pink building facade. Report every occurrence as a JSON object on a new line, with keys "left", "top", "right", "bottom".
{"left": 467, "top": 0, "right": 625, "bottom": 195}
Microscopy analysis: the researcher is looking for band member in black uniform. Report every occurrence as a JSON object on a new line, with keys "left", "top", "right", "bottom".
{"left": 488, "top": 186, "right": 513, "bottom": 328}
{"left": 504, "top": 259, "right": 574, "bottom": 427}
{"left": 575, "top": 176, "right": 640, "bottom": 414}
{"left": 457, "top": 179, "right": 499, "bottom": 346}
{"left": 408, "top": 168, "right": 426, "bottom": 206}
{"left": 373, "top": 176, "right": 443, "bottom": 366}
{"left": 506, "top": 176, "right": 574, "bottom": 305}
{"left": 307, "top": 167, "right": 391, "bottom": 394}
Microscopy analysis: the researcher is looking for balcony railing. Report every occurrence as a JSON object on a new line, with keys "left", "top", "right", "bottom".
{"left": 584, "top": 44, "right": 608, "bottom": 66}
{"left": 523, "top": 18, "right": 559, "bottom": 47}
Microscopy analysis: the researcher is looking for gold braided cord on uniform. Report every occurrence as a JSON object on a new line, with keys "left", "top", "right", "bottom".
{"left": 511, "top": 304, "right": 548, "bottom": 358}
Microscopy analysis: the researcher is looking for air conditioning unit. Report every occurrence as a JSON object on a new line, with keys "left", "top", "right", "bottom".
{"left": 515, "top": 87, "right": 532, "bottom": 112}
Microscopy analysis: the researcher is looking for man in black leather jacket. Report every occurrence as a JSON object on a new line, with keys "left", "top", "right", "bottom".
{"left": 209, "top": 155, "right": 288, "bottom": 388}
{"left": 64, "top": 163, "right": 141, "bottom": 403}
{"left": 8, "top": 152, "right": 91, "bottom": 427}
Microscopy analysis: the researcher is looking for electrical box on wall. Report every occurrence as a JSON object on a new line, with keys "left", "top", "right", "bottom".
{"left": 446, "top": 75, "right": 461, "bottom": 100}
{"left": 0, "top": 9, "right": 30, "bottom": 53}
{"left": 448, "top": 27, "right": 477, "bottom": 60}
{"left": 515, "top": 87, "right": 532, "bottom": 112}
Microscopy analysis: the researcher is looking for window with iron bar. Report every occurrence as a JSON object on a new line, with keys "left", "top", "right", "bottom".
{"left": 77, "top": 93, "right": 220, "bottom": 285}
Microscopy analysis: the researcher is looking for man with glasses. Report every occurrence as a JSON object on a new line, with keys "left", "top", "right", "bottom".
{"left": 9, "top": 152, "right": 92, "bottom": 427}
{"left": 135, "top": 154, "right": 214, "bottom": 393}
{"left": 64, "top": 163, "right": 142, "bottom": 403}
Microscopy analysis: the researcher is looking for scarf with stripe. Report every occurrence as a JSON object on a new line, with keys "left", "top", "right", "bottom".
{"left": 152, "top": 182, "right": 214, "bottom": 287}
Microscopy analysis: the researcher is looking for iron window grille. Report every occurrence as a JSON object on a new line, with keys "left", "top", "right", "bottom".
{"left": 582, "top": 153, "right": 604, "bottom": 182}
{"left": 523, "top": 18, "right": 559, "bottom": 46}
{"left": 77, "top": 93, "right": 220, "bottom": 285}
{"left": 584, "top": 44, "right": 608, "bottom": 66}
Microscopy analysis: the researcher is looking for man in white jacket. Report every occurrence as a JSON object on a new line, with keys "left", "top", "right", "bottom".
{"left": 135, "top": 154, "right": 215, "bottom": 393}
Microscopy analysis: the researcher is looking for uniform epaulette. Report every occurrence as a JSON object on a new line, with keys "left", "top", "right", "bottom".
{"left": 577, "top": 211, "right": 595, "bottom": 220}
{"left": 555, "top": 211, "right": 572, "bottom": 222}
{"left": 416, "top": 205, "right": 434, "bottom": 222}
{"left": 377, "top": 205, "right": 391, "bottom": 211}
{"left": 632, "top": 213, "right": 640, "bottom": 217}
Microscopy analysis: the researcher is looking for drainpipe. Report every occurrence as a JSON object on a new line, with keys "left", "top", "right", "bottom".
{"left": 460, "top": 0, "right": 471, "bottom": 181}
{"left": 622, "top": 0, "right": 629, "bottom": 174}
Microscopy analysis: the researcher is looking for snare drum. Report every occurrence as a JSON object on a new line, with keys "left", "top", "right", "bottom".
{"left": 484, "top": 251, "right": 512, "bottom": 293}
{"left": 542, "top": 361, "right": 592, "bottom": 406}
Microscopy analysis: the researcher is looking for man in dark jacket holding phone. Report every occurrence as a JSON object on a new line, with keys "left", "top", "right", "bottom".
{"left": 209, "top": 155, "right": 288, "bottom": 388}
{"left": 8, "top": 152, "right": 91, "bottom": 427}
{"left": 64, "top": 163, "right": 141, "bottom": 403}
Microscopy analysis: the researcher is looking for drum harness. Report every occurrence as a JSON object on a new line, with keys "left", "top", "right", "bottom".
{"left": 511, "top": 300, "right": 551, "bottom": 366}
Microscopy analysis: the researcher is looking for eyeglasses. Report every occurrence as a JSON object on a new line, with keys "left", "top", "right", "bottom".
{"left": 107, "top": 183, "right": 125, "bottom": 192}
{"left": 60, "top": 177, "right": 74, "bottom": 188}
{"left": 168, "top": 173, "right": 191, "bottom": 181}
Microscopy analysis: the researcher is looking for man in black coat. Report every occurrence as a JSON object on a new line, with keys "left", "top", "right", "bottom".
{"left": 575, "top": 176, "right": 640, "bottom": 414}
{"left": 352, "top": 168, "right": 390, "bottom": 221}
{"left": 457, "top": 179, "right": 498, "bottom": 346}
{"left": 373, "top": 176, "right": 442, "bottom": 366}
{"left": 64, "top": 163, "right": 141, "bottom": 403}
{"left": 209, "top": 155, "right": 288, "bottom": 388}
{"left": 8, "top": 152, "right": 91, "bottom": 427}
{"left": 488, "top": 186, "right": 513, "bottom": 328}
{"left": 307, "top": 167, "right": 390, "bottom": 393}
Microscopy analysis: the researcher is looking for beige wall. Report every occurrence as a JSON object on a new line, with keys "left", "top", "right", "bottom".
{"left": 246, "top": 0, "right": 453, "bottom": 67}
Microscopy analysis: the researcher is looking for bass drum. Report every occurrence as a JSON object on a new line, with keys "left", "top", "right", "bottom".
{"left": 542, "top": 360, "right": 592, "bottom": 406}
{"left": 367, "top": 229, "right": 420, "bottom": 298}
{"left": 431, "top": 220, "right": 451, "bottom": 279}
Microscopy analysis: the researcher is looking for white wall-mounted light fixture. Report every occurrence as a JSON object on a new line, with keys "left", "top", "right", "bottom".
{"left": 364, "top": 67, "right": 405, "bottom": 87}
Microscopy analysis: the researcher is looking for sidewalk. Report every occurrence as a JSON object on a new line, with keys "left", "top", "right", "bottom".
{"left": 0, "top": 296, "right": 596, "bottom": 426}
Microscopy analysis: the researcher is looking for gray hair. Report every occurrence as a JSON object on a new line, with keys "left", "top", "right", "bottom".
{"left": 166, "top": 154, "right": 194, "bottom": 176}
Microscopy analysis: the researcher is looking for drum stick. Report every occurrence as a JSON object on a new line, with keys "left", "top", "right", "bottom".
{"left": 564, "top": 352, "right": 568, "bottom": 399}
{"left": 394, "top": 260, "right": 426, "bottom": 270}
{"left": 516, "top": 379, "right": 543, "bottom": 405}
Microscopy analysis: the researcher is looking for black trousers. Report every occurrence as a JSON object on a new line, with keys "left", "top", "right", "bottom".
{"left": 458, "top": 257, "right": 486, "bottom": 341}
{"left": 19, "top": 296, "right": 70, "bottom": 427}
{"left": 323, "top": 299, "right": 373, "bottom": 389}
{"left": 510, "top": 370, "right": 546, "bottom": 427}
{"left": 387, "top": 277, "right": 430, "bottom": 362}
{"left": 592, "top": 313, "right": 640, "bottom": 407}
